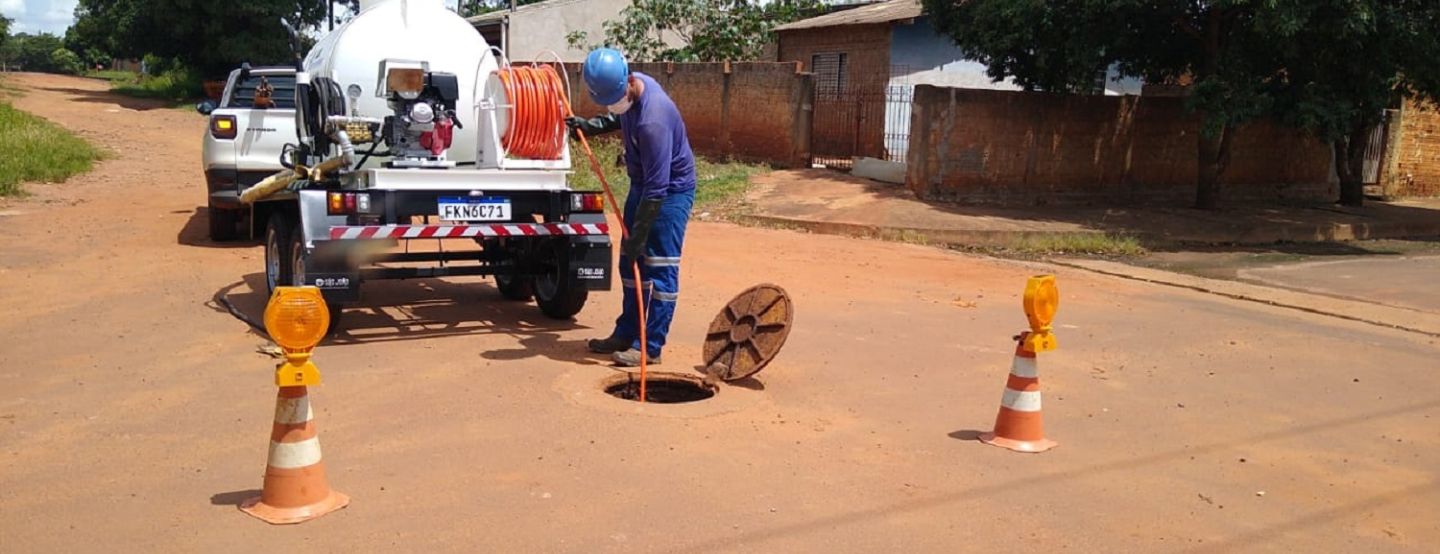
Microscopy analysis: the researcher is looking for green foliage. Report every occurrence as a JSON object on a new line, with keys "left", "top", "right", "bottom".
{"left": 0, "top": 102, "right": 105, "bottom": 196}
{"left": 460, "top": 0, "right": 546, "bottom": 17}
{"left": 70, "top": 0, "right": 327, "bottom": 79}
{"left": 49, "top": 48, "right": 84, "bottom": 75}
{"left": 113, "top": 67, "right": 203, "bottom": 102}
{"left": 567, "top": 0, "right": 822, "bottom": 62}
{"left": 0, "top": 33, "right": 86, "bottom": 74}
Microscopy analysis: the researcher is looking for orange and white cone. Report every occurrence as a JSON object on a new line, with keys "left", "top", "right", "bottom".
{"left": 979, "top": 334, "right": 1057, "bottom": 453}
{"left": 240, "top": 386, "right": 349, "bottom": 524}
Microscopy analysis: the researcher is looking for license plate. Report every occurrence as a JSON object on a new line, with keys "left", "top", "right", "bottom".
{"left": 438, "top": 196, "right": 510, "bottom": 221}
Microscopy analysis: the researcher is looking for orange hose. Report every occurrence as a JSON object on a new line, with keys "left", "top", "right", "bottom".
{"left": 509, "top": 62, "right": 650, "bottom": 401}
{"left": 496, "top": 65, "right": 568, "bottom": 160}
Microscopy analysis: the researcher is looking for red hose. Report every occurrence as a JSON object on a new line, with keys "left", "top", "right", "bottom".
{"left": 501, "top": 63, "right": 650, "bottom": 401}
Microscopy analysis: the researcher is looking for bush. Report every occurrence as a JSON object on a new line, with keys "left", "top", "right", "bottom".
{"left": 49, "top": 48, "right": 84, "bottom": 75}
{"left": 112, "top": 66, "right": 203, "bottom": 102}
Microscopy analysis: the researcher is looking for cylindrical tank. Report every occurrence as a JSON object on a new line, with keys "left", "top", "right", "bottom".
{"left": 304, "top": 0, "right": 498, "bottom": 164}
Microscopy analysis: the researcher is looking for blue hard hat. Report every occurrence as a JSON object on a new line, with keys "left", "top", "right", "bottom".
{"left": 583, "top": 48, "right": 630, "bottom": 106}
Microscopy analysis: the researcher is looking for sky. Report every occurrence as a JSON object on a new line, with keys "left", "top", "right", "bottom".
{"left": 0, "top": 0, "right": 469, "bottom": 37}
{"left": 2, "top": 0, "right": 80, "bottom": 35}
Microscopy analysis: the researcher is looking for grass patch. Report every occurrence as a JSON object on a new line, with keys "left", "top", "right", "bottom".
{"left": 110, "top": 68, "right": 201, "bottom": 103}
{"left": 566, "top": 137, "right": 768, "bottom": 212}
{"left": 0, "top": 102, "right": 106, "bottom": 196}
{"left": 86, "top": 70, "right": 140, "bottom": 84}
{"left": 965, "top": 233, "right": 1148, "bottom": 258}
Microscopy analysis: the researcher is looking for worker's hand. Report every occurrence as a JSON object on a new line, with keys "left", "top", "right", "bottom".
{"left": 566, "top": 114, "right": 621, "bottom": 140}
{"left": 622, "top": 198, "right": 663, "bottom": 261}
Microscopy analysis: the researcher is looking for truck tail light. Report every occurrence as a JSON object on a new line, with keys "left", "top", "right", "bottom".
{"left": 328, "top": 192, "right": 370, "bottom": 215}
{"left": 570, "top": 192, "right": 604, "bottom": 213}
{"left": 210, "top": 115, "right": 237, "bottom": 139}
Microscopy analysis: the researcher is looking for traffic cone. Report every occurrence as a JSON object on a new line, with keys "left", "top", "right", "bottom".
{"left": 979, "top": 333, "right": 1057, "bottom": 453}
{"left": 240, "top": 386, "right": 349, "bottom": 524}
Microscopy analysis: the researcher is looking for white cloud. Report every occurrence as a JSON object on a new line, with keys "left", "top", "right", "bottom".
{"left": 5, "top": 0, "right": 77, "bottom": 36}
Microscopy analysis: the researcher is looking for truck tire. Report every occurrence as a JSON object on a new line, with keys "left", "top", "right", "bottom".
{"left": 485, "top": 239, "right": 534, "bottom": 301}
{"left": 264, "top": 212, "right": 294, "bottom": 295}
{"left": 287, "top": 219, "right": 343, "bottom": 336}
{"left": 534, "top": 241, "right": 588, "bottom": 320}
{"left": 208, "top": 203, "right": 240, "bottom": 242}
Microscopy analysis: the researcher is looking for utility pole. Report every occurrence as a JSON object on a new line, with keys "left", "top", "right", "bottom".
{"left": 328, "top": 0, "right": 334, "bottom": 31}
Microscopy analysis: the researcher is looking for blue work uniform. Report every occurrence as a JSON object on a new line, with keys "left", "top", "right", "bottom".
{"left": 612, "top": 72, "right": 697, "bottom": 358}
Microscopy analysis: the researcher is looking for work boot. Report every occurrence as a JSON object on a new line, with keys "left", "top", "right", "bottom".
{"left": 587, "top": 335, "right": 630, "bottom": 354}
{"left": 612, "top": 349, "right": 661, "bottom": 367}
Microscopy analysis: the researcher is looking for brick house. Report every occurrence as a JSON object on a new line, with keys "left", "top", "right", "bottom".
{"left": 776, "top": 0, "right": 1140, "bottom": 167}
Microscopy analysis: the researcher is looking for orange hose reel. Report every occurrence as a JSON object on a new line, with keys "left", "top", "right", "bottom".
{"left": 495, "top": 65, "right": 567, "bottom": 160}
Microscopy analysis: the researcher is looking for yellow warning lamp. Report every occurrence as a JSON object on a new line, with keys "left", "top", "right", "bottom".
{"left": 263, "top": 286, "right": 330, "bottom": 387}
{"left": 1021, "top": 275, "right": 1059, "bottom": 352}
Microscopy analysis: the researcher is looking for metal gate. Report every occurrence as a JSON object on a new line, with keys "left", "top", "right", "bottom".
{"left": 809, "top": 59, "right": 913, "bottom": 169}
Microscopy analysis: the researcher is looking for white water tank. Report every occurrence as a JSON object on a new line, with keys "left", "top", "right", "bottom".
{"left": 304, "top": 0, "right": 498, "bottom": 163}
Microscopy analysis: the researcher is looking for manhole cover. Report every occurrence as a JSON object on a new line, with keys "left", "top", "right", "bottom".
{"left": 702, "top": 284, "right": 793, "bottom": 381}
{"left": 603, "top": 372, "right": 716, "bottom": 404}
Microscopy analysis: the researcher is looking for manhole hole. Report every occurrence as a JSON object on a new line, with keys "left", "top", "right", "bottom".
{"left": 602, "top": 373, "right": 716, "bottom": 404}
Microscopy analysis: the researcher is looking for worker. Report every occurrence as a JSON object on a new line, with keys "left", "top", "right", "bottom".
{"left": 567, "top": 48, "right": 696, "bottom": 367}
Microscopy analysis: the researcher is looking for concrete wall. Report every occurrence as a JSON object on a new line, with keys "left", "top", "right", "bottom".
{"left": 560, "top": 62, "right": 815, "bottom": 168}
{"left": 1382, "top": 97, "right": 1440, "bottom": 198}
{"left": 907, "top": 86, "right": 1336, "bottom": 205}
{"left": 485, "top": 0, "right": 635, "bottom": 62}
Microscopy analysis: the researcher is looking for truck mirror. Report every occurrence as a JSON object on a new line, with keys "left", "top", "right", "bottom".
{"left": 196, "top": 101, "right": 217, "bottom": 115}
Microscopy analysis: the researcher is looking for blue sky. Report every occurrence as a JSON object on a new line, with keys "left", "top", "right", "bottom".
{"left": 2, "top": 0, "right": 79, "bottom": 35}
{"left": 1, "top": 0, "right": 469, "bottom": 37}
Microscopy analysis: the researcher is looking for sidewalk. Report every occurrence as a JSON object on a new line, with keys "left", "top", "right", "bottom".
{"left": 743, "top": 170, "right": 1440, "bottom": 246}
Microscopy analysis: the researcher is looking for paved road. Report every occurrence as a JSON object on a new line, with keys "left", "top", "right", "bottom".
{"left": 1240, "top": 256, "right": 1440, "bottom": 313}
{"left": 3, "top": 73, "right": 1438, "bottom": 553}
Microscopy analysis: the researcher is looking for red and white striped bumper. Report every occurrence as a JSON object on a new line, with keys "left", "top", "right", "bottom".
{"left": 328, "top": 223, "right": 610, "bottom": 240}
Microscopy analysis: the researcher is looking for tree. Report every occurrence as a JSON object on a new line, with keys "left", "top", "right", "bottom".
{"left": 926, "top": 0, "right": 1313, "bottom": 210}
{"left": 567, "top": 0, "right": 823, "bottom": 62}
{"left": 50, "top": 48, "right": 84, "bottom": 75}
{"left": 1269, "top": 0, "right": 1440, "bottom": 206}
{"left": 2, "top": 33, "right": 69, "bottom": 73}
{"left": 460, "top": 0, "right": 546, "bottom": 17}
{"left": 70, "top": 0, "right": 328, "bottom": 79}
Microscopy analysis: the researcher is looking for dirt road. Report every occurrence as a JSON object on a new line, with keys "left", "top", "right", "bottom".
{"left": 2, "top": 73, "right": 1438, "bottom": 552}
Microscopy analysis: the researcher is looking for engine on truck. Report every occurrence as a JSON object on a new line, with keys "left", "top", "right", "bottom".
{"left": 380, "top": 67, "right": 462, "bottom": 168}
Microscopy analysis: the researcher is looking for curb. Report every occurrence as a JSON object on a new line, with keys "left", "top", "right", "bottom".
{"left": 1054, "top": 258, "right": 1440, "bottom": 337}
{"left": 739, "top": 213, "right": 1440, "bottom": 248}
{"left": 736, "top": 214, "right": 1108, "bottom": 247}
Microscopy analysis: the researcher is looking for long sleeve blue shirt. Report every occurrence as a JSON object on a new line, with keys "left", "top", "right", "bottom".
{"left": 618, "top": 72, "right": 697, "bottom": 200}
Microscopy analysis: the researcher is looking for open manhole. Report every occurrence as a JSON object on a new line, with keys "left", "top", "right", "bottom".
{"left": 602, "top": 372, "right": 716, "bottom": 404}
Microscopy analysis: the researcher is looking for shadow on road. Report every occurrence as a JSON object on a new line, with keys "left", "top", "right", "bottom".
{"left": 38, "top": 86, "right": 181, "bottom": 112}
{"left": 177, "top": 207, "right": 261, "bottom": 249}
{"left": 208, "top": 272, "right": 592, "bottom": 347}
{"left": 209, "top": 489, "right": 261, "bottom": 507}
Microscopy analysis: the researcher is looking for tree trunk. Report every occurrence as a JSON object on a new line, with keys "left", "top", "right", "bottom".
{"left": 1336, "top": 125, "right": 1372, "bottom": 207}
{"left": 1195, "top": 123, "right": 1230, "bottom": 210}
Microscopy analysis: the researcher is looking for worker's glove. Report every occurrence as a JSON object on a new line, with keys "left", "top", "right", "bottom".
{"left": 565, "top": 114, "right": 620, "bottom": 140}
{"left": 623, "top": 198, "right": 663, "bottom": 261}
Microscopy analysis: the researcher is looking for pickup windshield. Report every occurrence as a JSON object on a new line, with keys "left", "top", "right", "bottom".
{"left": 227, "top": 74, "right": 297, "bottom": 109}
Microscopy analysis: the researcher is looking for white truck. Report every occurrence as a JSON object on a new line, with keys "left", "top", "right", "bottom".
{"left": 213, "top": 0, "right": 613, "bottom": 330}
{"left": 198, "top": 64, "right": 297, "bottom": 241}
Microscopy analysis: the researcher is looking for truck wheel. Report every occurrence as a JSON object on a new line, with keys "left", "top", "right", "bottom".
{"left": 287, "top": 219, "right": 344, "bottom": 336}
{"left": 534, "top": 241, "right": 588, "bottom": 320}
{"left": 208, "top": 203, "right": 240, "bottom": 242}
{"left": 485, "top": 239, "right": 534, "bottom": 301}
{"left": 264, "top": 212, "right": 294, "bottom": 295}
